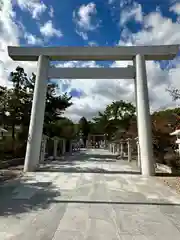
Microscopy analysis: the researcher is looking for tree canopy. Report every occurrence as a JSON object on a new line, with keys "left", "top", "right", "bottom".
{"left": 0, "top": 66, "right": 73, "bottom": 143}
{"left": 92, "top": 100, "right": 136, "bottom": 139}
{"left": 78, "top": 117, "right": 90, "bottom": 144}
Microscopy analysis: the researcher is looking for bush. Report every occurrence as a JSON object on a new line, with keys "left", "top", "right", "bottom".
{"left": 0, "top": 137, "right": 26, "bottom": 160}
{"left": 166, "top": 156, "right": 180, "bottom": 169}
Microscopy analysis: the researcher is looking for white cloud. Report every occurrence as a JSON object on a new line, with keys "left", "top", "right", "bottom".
{"left": 56, "top": 60, "right": 135, "bottom": 122}
{"left": 0, "top": 1, "right": 19, "bottom": 45}
{"left": 170, "top": 3, "right": 180, "bottom": 15}
{"left": 0, "top": 0, "right": 20, "bottom": 86}
{"left": 73, "top": 2, "right": 100, "bottom": 40}
{"left": 88, "top": 41, "right": 98, "bottom": 46}
{"left": 24, "top": 33, "right": 43, "bottom": 45}
{"left": 49, "top": 6, "right": 54, "bottom": 18}
{"left": 74, "top": 2, "right": 98, "bottom": 30}
{"left": 118, "top": 8, "right": 180, "bottom": 110}
{"left": 120, "top": 0, "right": 132, "bottom": 8}
{"left": 108, "top": 0, "right": 115, "bottom": 4}
{"left": 75, "top": 30, "right": 88, "bottom": 40}
{"left": 120, "top": 2, "right": 143, "bottom": 25}
{"left": 60, "top": 5, "right": 180, "bottom": 122}
{"left": 0, "top": 0, "right": 180, "bottom": 123}
{"left": 40, "top": 20, "right": 63, "bottom": 38}
{"left": 61, "top": 57, "right": 180, "bottom": 122}
{"left": 16, "top": 0, "right": 47, "bottom": 19}
{"left": 0, "top": 0, "right": 38, "bottom": 87}
{"left": 119, "top": 11, "right": 180, "bottom": 46}
{"left": 118, "top": 6, "right": 180, "bottom": 110}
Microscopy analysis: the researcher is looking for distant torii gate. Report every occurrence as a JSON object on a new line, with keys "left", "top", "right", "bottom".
{"left": 8, "top": 45, "right": 179, "bottom": 176}
{"left": 87, "top": 134, "right": 107, "bottom": 148}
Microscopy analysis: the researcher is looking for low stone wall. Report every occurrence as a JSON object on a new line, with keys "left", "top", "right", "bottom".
{"left": 156, "top": 163, "right": 172, "bottom": 173}
{"left": 0, "top": 158, "right": 24, "bottom": 169}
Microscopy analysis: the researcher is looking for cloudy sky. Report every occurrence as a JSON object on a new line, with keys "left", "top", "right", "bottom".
{"left": 0, "top": 0, "right": 180, "bottom": 122}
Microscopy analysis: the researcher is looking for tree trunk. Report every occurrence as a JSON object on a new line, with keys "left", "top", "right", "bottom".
{"left": 159, "top": 153, "right": 166, "bottom": 164}
{"left": 11, "top": 121, "right": 16, "bottom": 157}
{"left": 12, "top": 121, "right": 15, "bottom": 140}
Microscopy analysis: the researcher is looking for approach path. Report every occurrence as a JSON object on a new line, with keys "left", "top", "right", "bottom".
{"left": 1, "top": 148, "right": 180, "bottom": 239}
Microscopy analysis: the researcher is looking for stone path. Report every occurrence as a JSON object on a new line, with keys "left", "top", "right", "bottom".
{"left": 1, "top": 149, "right": 180, "bottom": 239}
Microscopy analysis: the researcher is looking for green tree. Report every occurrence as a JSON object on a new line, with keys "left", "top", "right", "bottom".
{"left": 0, "top": 86, "right": 11, "bottom": 128}
{"left": 78, "top": 117, "right": 90, "bottom": 144}
{"left": 8, "top": 67, "right": 30, "bottom": 139}
{"left": 167, "top": 86, "right": 180, "bottom": 101}
{"left": 9, "top": 67, "right": 73, "bottom": 137}
{"left": 105, "top": 101, "right": 135, "bottom": 122}
{"left": 92, "top": 100, "right": 136, "bottom": 139}
{"left": 151, "top": 105, "right": 180, "bottom": 165}
{"left": 0, "top": 66, "right": 73, "bottom": 159}
{"left": 45, "top": 117, "right": 76, "bottom": 139}
{"left": 92, "top": 112, "right": 109, "bottom": 135}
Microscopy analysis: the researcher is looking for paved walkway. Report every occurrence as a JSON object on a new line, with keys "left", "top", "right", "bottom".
{"left": 1, "top": 149, "right": 180, "bottom": 239}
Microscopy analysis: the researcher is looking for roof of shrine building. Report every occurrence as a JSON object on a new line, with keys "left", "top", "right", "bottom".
{"left": 8, "top": 45, "right": 179, "bottom": 61}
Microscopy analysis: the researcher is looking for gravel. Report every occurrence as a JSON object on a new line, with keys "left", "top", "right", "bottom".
{"left": 157, "top": 176, "right": 180, "bottom": 194}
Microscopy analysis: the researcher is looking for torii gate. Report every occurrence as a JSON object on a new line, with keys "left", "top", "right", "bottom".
{"left": 8, "top": 45, "right": 179, "bottom": 176}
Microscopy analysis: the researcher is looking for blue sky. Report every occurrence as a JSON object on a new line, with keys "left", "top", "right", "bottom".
{"left": 0, "top": 0, "right": 180, "bottom": 121}
{"left": 14, "top": 0, "right": 179, "bottom": 47}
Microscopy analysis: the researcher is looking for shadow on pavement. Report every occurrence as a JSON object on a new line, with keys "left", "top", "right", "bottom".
{"left": 39, "top": 150, "right": 140, "bottom": 174}
{"left": 61, "top": 151, "right": 118, "bottom": 162}
{"left": 0, "top": 179, "right": 61, "bottom": 216}
{"left": 156, "top": 172, "right": 180, "bottom": 177}
{"left": 38, "top": 165, "right": 141, "bottom": 174}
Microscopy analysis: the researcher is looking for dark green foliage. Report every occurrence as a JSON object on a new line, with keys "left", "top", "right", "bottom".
{"left": 166, "top": 87, "right": 180, "bottom": 102}
{"left": 0, "top": 66, "right": 73, "bottom": 160}
{"left": 44, "top": 117, "right": 76, "bottom": 139}
{"left": 78, "top": 117, "right": 90, "bottom": 144}
{"left": 91, "top": 100, "right": 136, "bottom": 139}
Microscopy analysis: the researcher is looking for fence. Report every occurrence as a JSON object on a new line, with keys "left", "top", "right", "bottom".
{"left": 39, "top": 135, "right": 81, "bottom": 163}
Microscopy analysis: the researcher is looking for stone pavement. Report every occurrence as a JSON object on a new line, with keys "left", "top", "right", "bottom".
{"left": 1, "top": 149, "right": 180, "bottom": 239}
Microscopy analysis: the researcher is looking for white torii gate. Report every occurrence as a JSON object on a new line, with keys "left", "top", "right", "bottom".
{"left": 8, "top": 45, "right": 179, "bottom": 176}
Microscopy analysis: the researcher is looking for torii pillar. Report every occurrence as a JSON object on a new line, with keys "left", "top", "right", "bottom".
{"left": 135, "top": 55, "right": 155, "bottom": 175}
{"left": 24, "top": 56, "right": 49, "bottom": 171}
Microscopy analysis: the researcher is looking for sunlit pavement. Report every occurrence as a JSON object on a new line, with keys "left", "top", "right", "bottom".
{"left": 1, "top": 149, "right": 180, "bottom": 239}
